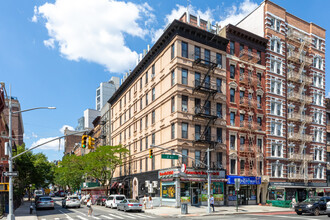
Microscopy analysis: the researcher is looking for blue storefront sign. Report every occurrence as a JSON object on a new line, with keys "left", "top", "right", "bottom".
{"left": 227, "top": 176, "right": 261, "bottom": 185}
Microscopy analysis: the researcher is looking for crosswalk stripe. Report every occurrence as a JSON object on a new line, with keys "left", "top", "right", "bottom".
{"left": 59, "top": 210, "right": 74, "bottom": 220}
{"left": 109, "top": 213, "right": 124, "bottom": 219}
{"left": 77, "top": 216, "right": 88, "bottom": 220}
{"left": 119, "top": 213, "right": 136, "bottom": 219}
{"left": 126, "top": 213, "right": 142, "bottom": 218}
{"left": 136, "top": 213, "right": 156, "bottom": 218}
{"left": 100, "top": 215, "right": 114, "bottom": 219}
{"left": 92, "top": 216, "right": 101, "bottom": 219}
{"left": 75, "top": 210, "right": 87, "bottom": 216}
{"left": 54, "top": 218, "right": 60, "bottom": 220}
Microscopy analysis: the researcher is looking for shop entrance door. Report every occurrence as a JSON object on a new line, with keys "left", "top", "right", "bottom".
{"left": 297, "top": 189, "right": 306, "bottom": 202}
{"left": 239, "top": 187, "right": 248, "bottom": 205}
{"left": 191, "top": 188, "right": 199, "bottom": 206}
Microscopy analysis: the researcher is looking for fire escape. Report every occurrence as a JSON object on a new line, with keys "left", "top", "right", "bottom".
{"left": 192, "top": 55, "right": 226, "bottom": 170}
{"left": 238, "top": 49, "right": 262, "bottom": 177}
{"left": 287, "top": 28, "right": 313, "bottom": 183}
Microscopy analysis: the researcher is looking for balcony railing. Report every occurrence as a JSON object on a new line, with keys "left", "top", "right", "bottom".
{"left": 300, "top": 115, "right": 312, "bottom": 123}
{"left": 287, "top": 52, "right": 313, "bottom": 65}
{"left": 239, "top": 97, "right": 249, "bottom": 107}
{"left": 288, "top": 112, "right": 300, "bottom": 121}
{"left": 239, "top": 74, "right": 248, "bottom": 84}
{"left": 194, "top": 80, "right": 218, "bottom": 93}
{"left": 287, "top": 29, "right": 312, "bottom": 46}
{"left": 193, "top": 106, "right": 218, "bottom": 120}
{"left": 239, "top": 49, "right": 260, "bottom": 63}
{"left": 288, "top": 154, "right": 313, "bottom": 161}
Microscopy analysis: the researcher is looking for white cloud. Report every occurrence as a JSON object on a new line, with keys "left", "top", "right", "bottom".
{"left": 151, "top": 4, "right": 213, "bottom": 43}
{"left": 33, "top": 0, "right": 154, "bottom": 73}
{"left": 31, "top": 137, "right": 63, "bottom": 150}
{"left": 43, "top": 38, "right": 55, "bottom": 49}
{"left": 218, "top": 0, "right": 258, "bottom": 27}
{"left": 31, "top": 6, "right": 38, "bottom": 22}
{"left": 326, "top": 92, "right": 330, "bottom": 98}
{"left": 59, "top": 125, "right": 74, "bottom": 134}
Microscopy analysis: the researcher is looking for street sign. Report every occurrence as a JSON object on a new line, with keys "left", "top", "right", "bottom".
{"left": 161, "top": 154, "right": 179, "bottom": 159}
{"left": 234, "top": 178, "right": 240, "bottom": 191}
{"left": 3, "top": 172, "right": 18, "bottom": 177}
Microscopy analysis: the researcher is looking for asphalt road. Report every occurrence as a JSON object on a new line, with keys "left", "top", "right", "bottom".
{"left": 36, "top": 197, "right": 165, "bottom": 220}
{"left": 188, "top": 213, "right": 330, "bottom": 220}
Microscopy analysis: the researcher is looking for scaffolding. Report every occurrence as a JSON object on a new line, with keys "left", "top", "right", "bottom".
{"left": 286, "top": 28, "right": 313, "bottom": 184}
{"left": 192, "top": 54, "right": 226, "bottom": 169}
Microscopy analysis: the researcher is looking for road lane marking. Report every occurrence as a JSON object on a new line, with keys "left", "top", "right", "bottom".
{"left": 120, "top": 213, "right": 136, "bottom": 219}
{"left": 271, "top": 216, "right": 319, "bottom": 220}
{"left": 100, "top": 215, "right": 114, "bottom": 219}
{"left": 91, "top": 216, "right": 101, "bottom": 219}
{"left": 109, "top": 213, "right": 124, "bottom": 219}
{"left": 136, "top": 213, "right": 156, "bottom": 218}
{"left": 54, "top": 218, "right": 60, "bottom": 220}
{"left": 126, "top": 213, "right": 142, "bottom": 218}
{"left": 59, "top": 210, "right": 74, "bottom": 220}
{"left": 76, "top": 216, "right": 88, "bottom": 220}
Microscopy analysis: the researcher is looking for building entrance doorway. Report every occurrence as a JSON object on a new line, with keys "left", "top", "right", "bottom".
{"left": 191, "top": 188, "right": 199, "bottom": 206}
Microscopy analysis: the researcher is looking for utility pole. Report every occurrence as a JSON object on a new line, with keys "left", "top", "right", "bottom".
{"left": 8, "top": 86, "right": 14, "bottom": 220}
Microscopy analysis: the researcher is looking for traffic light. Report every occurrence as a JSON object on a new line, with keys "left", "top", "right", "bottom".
{"left": 149, "top": 149, "right": 153, "bottom": 158}
{"left": 88, "top": 136, "right": 95, "bottom": 149}
{"left": 81, "top": 134, "right": 88, "bottom": 148}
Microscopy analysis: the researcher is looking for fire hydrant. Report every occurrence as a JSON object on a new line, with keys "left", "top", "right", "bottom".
{"left": 30, "top": 205, "right": 33, "bottom": 214}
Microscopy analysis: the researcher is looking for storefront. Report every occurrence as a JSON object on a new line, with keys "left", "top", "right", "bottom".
{"left": 226, "top": 176, "right": 261, "bottom": 206}
{"left": 268, "top": 182, "right": 328, "bottom": 203}
{"left": 159, "top": 168, "right": 226, "bottom": 207}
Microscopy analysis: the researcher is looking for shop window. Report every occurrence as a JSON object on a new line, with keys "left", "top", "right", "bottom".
{"left": 162, "top": 184, "right": 176, "bottom": 199}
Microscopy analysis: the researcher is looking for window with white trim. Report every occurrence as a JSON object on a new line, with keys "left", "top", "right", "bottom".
{"left": 270, "top": 60, "right": 281, "bottom": 74}
{"left": 270, "top": 121, "right": 282, "bottom": 136}
{"left": 270, "top": 79, "right": 282, "bottom": 95}
{"left": 271, "top": 143, "right": 283, "bottom": 157}
{"left": 270, "top": 38, "right": 281, "bottom": 53}
{"left": 313, "top": 75, "right": 322, "bottom": 87}
{"left": 314, "top": 112, "right": 323, "bottom": 124}
{"left": 271, "top": 163, "right": 283, "bottom": 177}
{"left": 314, "top": 38, "right": 322, "bottom": 50}
{"left": 314, "top": 166, "right": 324, "bottom": 179}
{"left": 314, "top": 130, "right": 323, "bottom": 143}
{"left": 313, "top": 56, "right": 323, "bottom": 70}
{"left": 270, "top": 17, "right": 281, "bottom": 32}
{"left": 313, "top": 93, "right": 323, "bottom": 106}
{"left": 270, "top": 100, "right": 282, "bottom": 116}
{"left": 314, "top": 148, "right": 323, "bottom": 161}
{"left": 287, "top": 165, "right": 296, "bottom": 178}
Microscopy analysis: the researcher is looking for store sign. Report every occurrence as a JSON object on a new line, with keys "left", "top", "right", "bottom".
{"left": 159, "top": 169, "right": 226, "bottom": 179}
{"left": 270, "top": 182, "right": 327, "bottom": 187}
{"left": 227, "top": 176, "right": 261, "bottom": 185}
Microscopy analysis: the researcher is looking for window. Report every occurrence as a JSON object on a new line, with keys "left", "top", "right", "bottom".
{"left": 270, "top": 39, "right": 281, "bottom": 53}
{"left": 230, "top": 112, "right": 235, "bottom": 126}
{"left": 217, "top": 152, "right": 223, "bottom": 169}
{"left": 171, "top": 96, "right": 175, "bottom": 113}
{"left": 151, "top": 64, "right": 155, "bottom": 78}
{"left": 140, "top": 119, "right": 142, "bottom": 131}
{"left": 257, "top": 117, "right": 262, "bottom": 126}
{"left": 182, "top": 69, "right": 188, "bottom": 85}
{"left": 216, "top": 78, "right": 222, "bottom": 93}
{"left": 257, "top": 95, "right": 261, "bottom": 108}
{"left": 205, "top": 101, "right": 210, "bottom": 115}
{"left": 152, "top": 133, "right": 155, "bottom": 145}
{"left": 145, "top": 157, "right": 148, "bottom": 171}
{"left": 195, "top": 46, "right": 200, "bottom": 60}
{"left": 230, "top": 135, "right": 236, "bottom": 150}
{"left": 230, "top": 88, "right": 235, "bottom": 102}
{"left": 239, "top": 44, "right": 244, "bottom": 51}
{"left": 270, "top": 60, "right": 281, "bottom": 74}
{"left": 216, "top": 103, "right": 222, "bottom": 118}
{"left": 195, "top": 150, "right": 201, "bottom": 166}
{"left": 182, "top": 42, "right": 188, "bottom": 58}
{"left": 205, "top": 75, "right": 210, "bottom": 89}
{"left": 152, "top": 110, "right": 155, "bottom": 124}
{"left": 195, "top": 72, "right": 201, "bottom": 87}
{"left": 145, "top": 136, "right": 148, "bottom": 149}
{"left": 230, "top": 65, "right": 235, "bottom": 79}
{"left": 270, "top": 101, "right": 282, "bottom": 116}
{"left": 140, "top": 78, "right": 143, "bottom": 90}
{"left": 313, "top": 57, "right": 323, "bottom": 70}
{"left": 145, "top": 115, "right": 148, "bottom": 128}
{"left": 204, "top": 49, "right": 210, "bottom": 64}
{"left": 171, "top": 123, "right": 175, "bottom": 139}
{"left": 152, "top": 87, "right": 155, "bottom": 101}
{"left": 271, "top": 143, "right": 282, "bottom": 157}
{"left": 271, "top": 163, "right": 283, "bottom": 178}
{"left": 182, "top": 149, "right": 188, "bottom": 165}
{"left": 257, "top": 138, "right": 262, "bottom": 152}
{"left": 240, "top": 160, "right": 245, "bottom": 171}
{"left": 140, "top": 139, "right": 142, "bottom": 151}
{"left": 195, "top": 125, "right": 201, "bottom": 140}
{"left": 257, "top": 51, "right": 261, "bottom": 64}
{"left": 230, "top": 41, "right": 235, "bottom": 55}
{"left": 230, "top": 159, "right": 236, "bottom": 174}
{"left": 216, "top": 53, "right": 222, "bottom": 67}
{"left": 240, "top": 114, "right": 244, "bottom": 126}
{"left": 152, "top": 156, "right": 155, "bottom": 170}
{"left": 171, "top": 43, "right": 175, "bottom": 59}
{"left": 145, "top": 72, "right": 148, "bottom": 84}
{"left": 182, "top": 95, "right": 188, "bottom": 112}
{"left": 217, "top": 128, "right": 222, "bottom": 143}
{"left": 171, "top": 71, "right": 175, "bottom": 86}
{"left": 182, "top": 123, "right": 188, "bottom": 139}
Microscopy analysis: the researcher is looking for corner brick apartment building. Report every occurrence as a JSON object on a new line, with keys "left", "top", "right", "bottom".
{"left": 108, "top": 0, "right": 326, "bottom": 206}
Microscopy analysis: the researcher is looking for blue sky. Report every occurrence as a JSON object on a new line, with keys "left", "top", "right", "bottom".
{"left": 1, "top": 0, "right": 328, "bottom": 161}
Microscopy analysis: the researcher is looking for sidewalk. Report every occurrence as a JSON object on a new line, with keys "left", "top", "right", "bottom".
{"left": 4, "top": 198, "right": 37, "bottom": 220}
{"left": 144, "top": 205, "right": 294, "bottom": 217}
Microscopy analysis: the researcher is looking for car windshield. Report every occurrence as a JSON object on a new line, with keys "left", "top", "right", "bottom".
{"left": 303, "top": 198, "right": 320, "bottom": 202}
{"left": 40, "top": 197, "right": 52, "bottom": 201}
{"left": 116, "top": 196, "right": 125, "bottom": 200}
{"left": 128, "top": 199, "right": 139, "bottom": 203}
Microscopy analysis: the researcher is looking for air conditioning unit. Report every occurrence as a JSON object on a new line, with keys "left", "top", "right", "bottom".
{"left": 145, "top": 180, "right": 150, "bottom": 188}
{"left": 152, "top": 181, "right": 158, "bottom": 188}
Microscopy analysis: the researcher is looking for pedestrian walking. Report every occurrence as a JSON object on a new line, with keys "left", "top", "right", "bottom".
{"left": 291, "top": 198, "right": 296, "bottom": 209}
{"left": 87, "top": 198, "right": 93, "bottom": 217}
{"left": 149, "top": 196, "right": 153, "bottom": 209}
{"left": 143, "top": 195, "right": 148, "bottom": 209}
{"left": 210, "top": 194, "right": 215, "bottom": 212}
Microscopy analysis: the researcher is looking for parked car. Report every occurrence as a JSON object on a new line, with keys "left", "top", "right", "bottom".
{"left": 36, "top": 196, "right": 54, "bottom": 210}
{"left": 34, "top": 190, "right": 43, "bottom": 198}
{"left": 62, "top": 195, "right": 81, "bottom": 208}
{"left": 105, "top": 195, "right": 126, "bottom": 209}
{"left": 295, "top": 196, "right": 330, "bottom": 216}
{"left": 117, "top": 199, "right": 142, "bottom": 212}
{"left": 96, "top": 196, "right": 108, "bottom": 206}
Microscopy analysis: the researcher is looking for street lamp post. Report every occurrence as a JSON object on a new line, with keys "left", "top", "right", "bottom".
{"left": 7, "top": 86, "right": 56, "bottom": 220}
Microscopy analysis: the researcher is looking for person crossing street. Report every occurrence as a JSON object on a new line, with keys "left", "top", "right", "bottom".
{"left": 210, "top": 194, "right": 215, "bottom": 212}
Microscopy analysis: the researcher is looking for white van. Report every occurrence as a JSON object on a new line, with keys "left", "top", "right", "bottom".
{"left": 34, "top": 190, "right": 43, "bottom": 198}
{"left": 105, "top": 195, "right": 126, "bottom": 209}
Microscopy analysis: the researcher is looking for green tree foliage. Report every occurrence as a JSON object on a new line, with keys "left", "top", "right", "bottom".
{"left": 54, "top": 145, "right": 127, "bottom": 193}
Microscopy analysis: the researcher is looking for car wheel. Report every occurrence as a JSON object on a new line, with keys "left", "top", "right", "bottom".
{"left": 111, "top": 204, "right": 113, "bottom": 209}
{"left": 78, "top": 205, "right": 80, "bottom": 208}
{"left": 314, "top": 208, "right": 320, "bottom": 216}
{"left": 328, "top": 214, "right": 330, "bottom": 217}
{"left": 296, "top": 212, "right": 302, "bottom": 215}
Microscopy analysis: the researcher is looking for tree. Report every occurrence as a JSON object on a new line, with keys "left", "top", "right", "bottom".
{"left": 84, "top": 145, "right": 128, "bottom": 194}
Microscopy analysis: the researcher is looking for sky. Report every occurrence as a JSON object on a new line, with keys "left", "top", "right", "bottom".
{"left": 1, "top": 0, "right": 329, "bottom": 162}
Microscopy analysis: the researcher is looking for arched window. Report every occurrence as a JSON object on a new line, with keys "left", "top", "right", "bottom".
{"left": 313, "top": 56, "right": 323, "bottom": 70}
{"left": 270, "top": 38, "right": 281, "bottom": 53}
